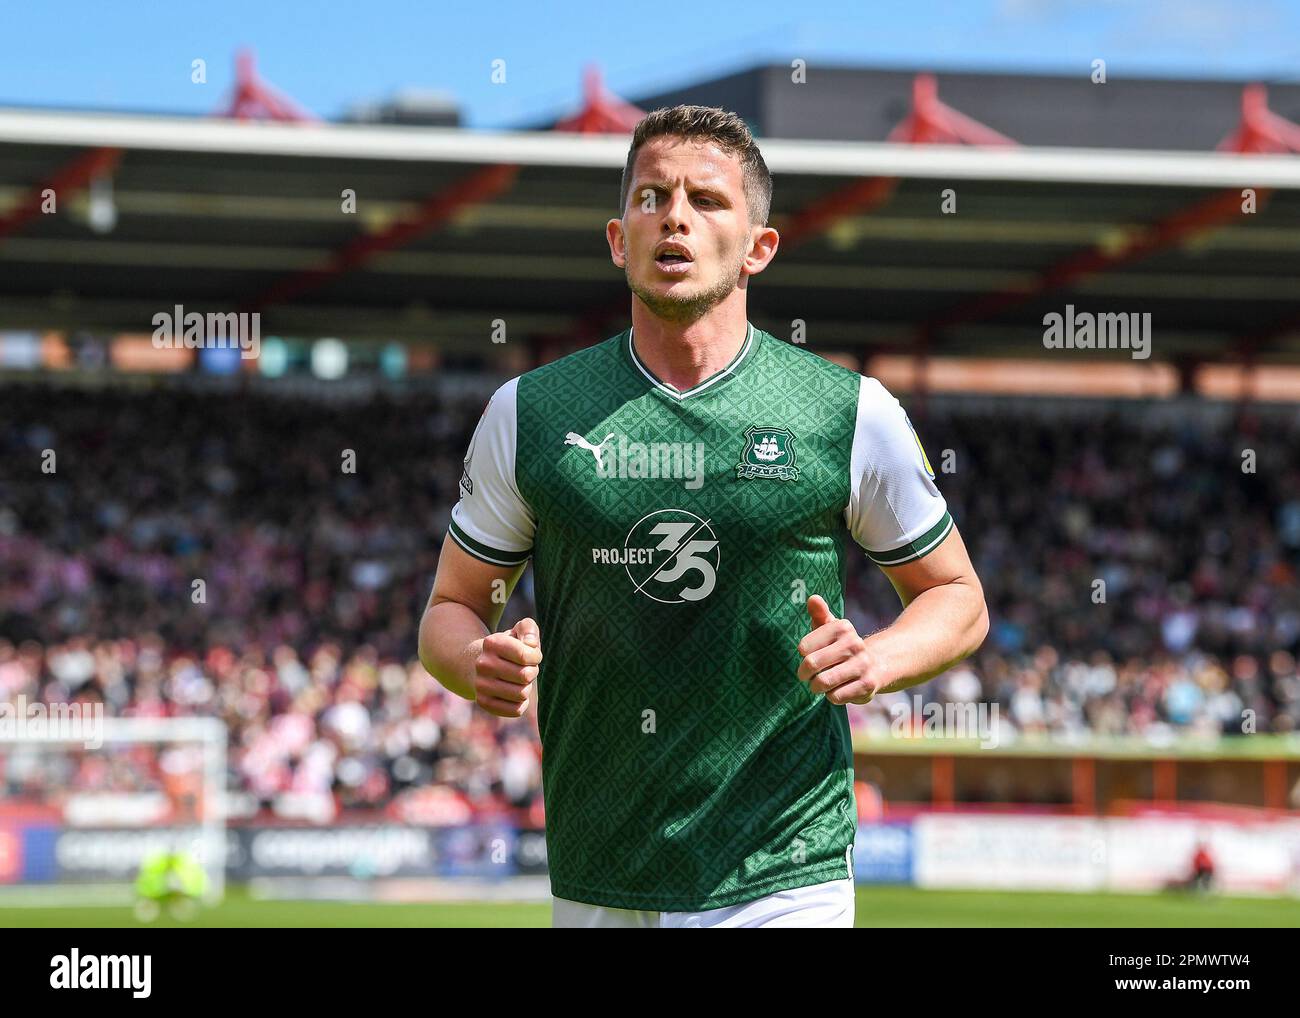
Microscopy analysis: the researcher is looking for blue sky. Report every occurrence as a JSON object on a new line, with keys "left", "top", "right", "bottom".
{"left": 3, "top": 0, "right": 1300, "bottom": 127}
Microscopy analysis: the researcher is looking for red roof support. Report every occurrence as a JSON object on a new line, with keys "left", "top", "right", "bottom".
{"left": 247, "top": 66, "right": 643, "bottom": 314}
{"left": 925, "top": 187, "right": 1258, "bottom": 335}
{"left": 1217, "top": 83, "right": 1300, "bottom": 154}
{"left": 888, "top": 74, "right": 1018, "bottom": 147}
{"left": 917, "top": 83, "right": 1300, "bottom": 349}
{"left": 246, "top": 163, "right": 519, "bottom": 312}
{"left": 2, "top": 52, "right": 309, "bottom": 257}
{"left": 781, "top": 74, "right": 1017, "bottom": 250}
{"left": 554, "top": 65, "right": 644, "bottom": 134}
{"left": 217, "top": 49, "right": 318, "bottom": 123}
{"left": 0, "top": 146, "right": 122, "bottom": 243}
{"left": 1220, "top": 85, "right": 1300, "bottom": 368}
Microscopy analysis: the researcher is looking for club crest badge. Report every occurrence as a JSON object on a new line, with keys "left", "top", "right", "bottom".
{"left": 736, "top": 426, "right": 799, "bottom": 481}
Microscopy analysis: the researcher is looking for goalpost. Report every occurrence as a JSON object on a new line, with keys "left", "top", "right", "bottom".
{"left": 0, "top": 715, "right": 227, "bottom": 906}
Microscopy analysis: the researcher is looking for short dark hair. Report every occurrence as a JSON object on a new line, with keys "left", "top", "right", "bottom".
{"left": 619, "top": 105, "right": 772, "bottom": 227}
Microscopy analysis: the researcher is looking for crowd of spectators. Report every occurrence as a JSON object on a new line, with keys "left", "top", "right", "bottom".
{"left": 2, "top": 379, "right": 1299, "bottom": 821}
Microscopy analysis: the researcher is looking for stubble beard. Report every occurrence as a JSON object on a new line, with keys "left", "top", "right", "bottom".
{"left": 626, "top": 244, "right": 748, "bottom": 325}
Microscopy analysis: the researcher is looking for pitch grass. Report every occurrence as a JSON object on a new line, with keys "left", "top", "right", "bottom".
{"left": 2, "top": 885, "right": 1296, "bottom": 928}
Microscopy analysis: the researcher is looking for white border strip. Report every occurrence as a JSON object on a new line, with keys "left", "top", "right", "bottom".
{"left": 3, "top": 108, "right": 1300, "bottom": 188}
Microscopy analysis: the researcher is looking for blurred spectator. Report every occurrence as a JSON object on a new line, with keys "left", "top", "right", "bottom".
{"left": 2, "top": 382, "right": 1298, "bottom": 817}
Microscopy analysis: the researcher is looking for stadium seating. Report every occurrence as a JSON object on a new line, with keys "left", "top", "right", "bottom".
{"left": 2, "top": 382, "right": 1298, "bottom": 820}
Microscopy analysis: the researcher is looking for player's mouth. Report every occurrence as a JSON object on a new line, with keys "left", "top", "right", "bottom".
{"left": 654, "top": 242, "right": 695, "bottom": 275}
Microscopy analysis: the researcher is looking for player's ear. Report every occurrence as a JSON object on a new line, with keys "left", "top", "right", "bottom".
{"left": 606, "top": 218, "right": 627, "bottom": 268}
{"left": 742, "top": 224, "right": 779, "bottom": 277}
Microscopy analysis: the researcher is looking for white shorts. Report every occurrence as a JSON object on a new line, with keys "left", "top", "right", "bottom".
{"left": 552, "top": 874, "right": 856, "bottom": 928}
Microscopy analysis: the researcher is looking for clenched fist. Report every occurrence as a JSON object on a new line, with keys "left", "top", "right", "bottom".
{"left": 797, "top": 595, "right": 879, "bottom": 705}
{"left": 474, "top": 617, "right": 542, "bottom": 718}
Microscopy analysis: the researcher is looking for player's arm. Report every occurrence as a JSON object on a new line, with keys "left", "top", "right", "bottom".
{"left": 801, "top": 525, "right": 987, "bottom": 705}
{"left": 418, "top": 539, "right": 540, "bottom": 715}
{"left": 864, "top": 522, "right": 987, "bottom": 694}
{"left": 419, "top": 376, "right": 541, "bottom": 717}
{"left": 800, "top": 375, "right": 988, "bottom": 705}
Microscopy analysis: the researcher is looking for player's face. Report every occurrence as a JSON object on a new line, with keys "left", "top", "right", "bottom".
{"left": 611, "top": 137, "right": 757, "bottom": 323}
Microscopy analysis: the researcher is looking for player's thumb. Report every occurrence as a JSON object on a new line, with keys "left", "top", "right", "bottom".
{"left": 513, "top": 617, "right": 541, "bottom": 648}
{"left": 806, "top": 595, "right": 836, "bottom": 629}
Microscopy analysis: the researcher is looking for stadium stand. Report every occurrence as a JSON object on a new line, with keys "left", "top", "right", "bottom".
{"left": 2, "top": 381, "right": 1297, "bottom": 822}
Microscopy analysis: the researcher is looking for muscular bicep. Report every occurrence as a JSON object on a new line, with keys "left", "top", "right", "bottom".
{"left": 428, "top": 537, "right": 527, "bottom": 631}
{"left": 878, "top": 522, "right": 981, "bottom": 609}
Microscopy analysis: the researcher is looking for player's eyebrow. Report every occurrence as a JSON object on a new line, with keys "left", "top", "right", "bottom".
{"left": 633, "top": 179, "right": 732, "bottom": 201}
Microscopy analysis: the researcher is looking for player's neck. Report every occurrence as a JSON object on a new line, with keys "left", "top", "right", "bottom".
{"left": 629, "top": 307, "right": 750, "bottom": 392}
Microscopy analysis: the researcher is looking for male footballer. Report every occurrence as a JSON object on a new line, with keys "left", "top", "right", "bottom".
{"left": 420, "top": 105, "right": 988, "bottom": 928}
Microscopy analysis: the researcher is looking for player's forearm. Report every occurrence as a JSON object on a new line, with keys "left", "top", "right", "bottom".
{"left": 418, "top": 601, "right": 488, "bottom": 701}
{"left": 865, "top": 579, "right": 988, "bottom": 694}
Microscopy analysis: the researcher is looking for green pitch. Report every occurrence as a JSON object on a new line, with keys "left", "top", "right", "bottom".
{"left": 2, "top": 885, "right": 1296, "bottom": 927}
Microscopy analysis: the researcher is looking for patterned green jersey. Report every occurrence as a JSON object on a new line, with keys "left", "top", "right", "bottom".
{"left": 449, "top": 322, "right": 951, "bottom": 911}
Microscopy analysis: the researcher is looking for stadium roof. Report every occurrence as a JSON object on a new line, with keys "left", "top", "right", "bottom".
{"left": 3, "top": 104, "right": 1300, "bottom": 365}
{"left": 620, "top": 65, "right": 1300, "bottom": 151}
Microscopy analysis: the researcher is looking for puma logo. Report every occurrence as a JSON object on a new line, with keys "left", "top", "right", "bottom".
{"left": 564, "top": 431, "right": 616, "bottom": 470}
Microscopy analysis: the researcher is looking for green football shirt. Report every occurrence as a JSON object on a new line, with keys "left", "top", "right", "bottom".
{"left": 448, "top": 322, "right": 952, "bottom": 911}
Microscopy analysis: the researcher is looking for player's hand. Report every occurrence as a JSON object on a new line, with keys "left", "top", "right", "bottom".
{"left": 473, "top": 617, "right": 542, "bottom": 718}
{"left": 797, "top": 595, "right": 879, "bottom": 705}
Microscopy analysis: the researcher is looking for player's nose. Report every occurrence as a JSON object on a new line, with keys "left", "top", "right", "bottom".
{"left": 660, "top": 190, "right": 692, "bottom": 232}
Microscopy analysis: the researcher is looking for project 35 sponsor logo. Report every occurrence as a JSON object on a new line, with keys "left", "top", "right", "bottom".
{"left": 591, "top": 508, "right": 719, "bottom": 603}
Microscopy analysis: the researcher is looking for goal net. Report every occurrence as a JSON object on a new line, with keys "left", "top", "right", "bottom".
{"left": 0, "top": 714, "right": 226, "bottom": 906}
